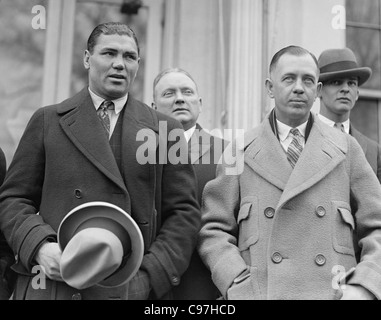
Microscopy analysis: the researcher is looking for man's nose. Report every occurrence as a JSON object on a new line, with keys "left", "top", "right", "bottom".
{"left": 175, "top": 92, "right": 185, "bottom": 103}
{"left": 293, "top": 78, "right": 305, "bottom": 93}
{"left": 112, "top": 55, "right": 124, "bottom": 69}
{"left": 340, "top": 82, "right": 350, "bottom": 93}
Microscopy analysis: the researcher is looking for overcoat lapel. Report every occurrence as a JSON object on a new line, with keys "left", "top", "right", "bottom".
{"left": 188, "top": 124, "right": 211, "bottom": 164}
{"left": 277, "top": 120, "right": 347, "bottom": 209}
{"left": 120, "top": 97, "right": 158, "bottom": 219}
{"left": 244, "top": 120, "right": 292, "bottom": 191}
{"left": 351, "top": 126, "right": 368, "bottom": 155}
{"left": 58, "top": 89, "right": 127, "bottom": 193}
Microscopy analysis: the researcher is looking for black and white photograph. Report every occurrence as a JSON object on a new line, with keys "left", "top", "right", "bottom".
{"left": 0, "top": 0, "right": 380, "bottom": 309}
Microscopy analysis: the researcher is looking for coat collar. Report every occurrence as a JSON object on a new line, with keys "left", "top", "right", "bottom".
{"left": 57, "top": 88, "right": 159, "bottom": 197}
{"left": 244, "top": 113, "right": 348, "bottom": 208}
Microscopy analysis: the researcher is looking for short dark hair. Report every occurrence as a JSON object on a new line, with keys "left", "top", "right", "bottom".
{"left": 269, "top": 45, "right": 319, "bottom": 75}
{"left": 153, "top": 68, "right": 199, "bottom": 99}
{"left": 87, "top": 22, "right": 140, "bottom": 55}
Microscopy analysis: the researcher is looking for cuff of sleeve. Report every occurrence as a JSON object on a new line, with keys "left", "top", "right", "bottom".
{"left": 347, "top": 262, "right": 381, "bottom": 300}
{"left": 19, "top": 225, "right": 56, "bottom": 272}
{"left": 141, "top": 254, "right": 174, "bottom": 299}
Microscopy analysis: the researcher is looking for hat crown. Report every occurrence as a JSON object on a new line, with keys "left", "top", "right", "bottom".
{"left": 317, "top": 47, "right": 372, "bottom": 86}
{"left": 60, "top": 228, "right": 124, "bottom": 290}
{"left": 318, "top": 48, "right": 359, "bottom": 70}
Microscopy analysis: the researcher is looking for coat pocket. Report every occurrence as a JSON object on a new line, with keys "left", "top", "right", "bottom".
{"left": 237, "top": 196, "right": 259, "bottom": 251}
{"left": 332, "top": 201, "right": 355, "bottom": 256}
{"left": 227, "top": 266, "right": 261, "bottom": 300}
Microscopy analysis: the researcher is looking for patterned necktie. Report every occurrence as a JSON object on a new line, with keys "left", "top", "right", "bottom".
{"left": 287, "top": 128, "right": 304, "bottom": 169}
{"left": 334, "top": 122, "right": 345, "bottom": 133}
{"left": 97, "top": 100, "right": 114, "bottom": 136}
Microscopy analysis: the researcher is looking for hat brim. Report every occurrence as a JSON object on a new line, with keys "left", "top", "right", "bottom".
{"left": 319, "top": 67, "right": 372, "bottom": 87}
{"left": 58, "top": 201, "right": 144, "bottom": 288}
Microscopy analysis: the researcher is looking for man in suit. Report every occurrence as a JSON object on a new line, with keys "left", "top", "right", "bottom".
{"left": 317, "top": 47, "right": 381, "bottom": 182}
{"left": 0, "top": 148, "right": 15, "bottom": 300}
{"left": 198, "top": 45, "right": 381, "bottom": 300}
{"left": 152, "top": 68, "right": 225, "bottom": 299}
{"left": 0, "top": 22, "right": 200, "bottom": 300}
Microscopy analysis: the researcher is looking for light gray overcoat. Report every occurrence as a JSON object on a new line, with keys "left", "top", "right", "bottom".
{"left": 198, "top": 114, "right": 381, "bottom": 300}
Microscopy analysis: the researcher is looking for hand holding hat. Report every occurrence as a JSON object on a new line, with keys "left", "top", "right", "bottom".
{"left": 58, "top": 202, "right": 144, "bottom": 290}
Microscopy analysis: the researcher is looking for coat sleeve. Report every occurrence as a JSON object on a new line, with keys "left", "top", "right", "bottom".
{"left": 0, "top": 108, "right": 56, "bottom": 273}
{"left": 140, "top": 118, "right": 201, "bottom": 299}
{"left": 347, "top": 136, "right": 381, "bottom": 299}
{"left": 197, "top": 140, "right": 248, "bottom": 297}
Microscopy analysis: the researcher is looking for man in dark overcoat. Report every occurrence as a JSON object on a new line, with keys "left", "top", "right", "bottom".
{"left": 0, "top": 22, "right": 200, "bottom": 300}
{"left": 153, "top": 68, "right": 226, "bottom": 299}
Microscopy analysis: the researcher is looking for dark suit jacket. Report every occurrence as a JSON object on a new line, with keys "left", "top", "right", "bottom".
{"left": 351, "top": 126, "right": 381, "bottom": 183}
{"left": 173, "top": 123, "right": 227, "bottom": 300}
{"left": 0, "top": 88, "right": 200, "bottom": 300}
{"left": 0, "top": 148, "right": 15, "bottom": 300}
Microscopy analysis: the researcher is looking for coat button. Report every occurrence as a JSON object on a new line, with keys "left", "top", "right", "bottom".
{"left": 272, "top": 252, "right": 283, "bottom": 264}
{"left": 72, "top": 293, "right": 82, "bottom": 300}
{"left": 316, "top": 206, "right": 326, "bottom": 217}
{"left": 171, "top": 276, "right": 179, "bottom": 285}
{"left": 264, "top": 207, "right": 275, "bottom": 219}
{"left": 315, "top": 254, "right": 326, "bottom": 266}
{"left": 74, "top": 189, "right": 82, "bottom": 199}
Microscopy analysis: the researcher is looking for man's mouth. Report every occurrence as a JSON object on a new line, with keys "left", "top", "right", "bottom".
{"left": 109, "top": 74, "right": 126, "bottom": 80}
{"left": 173, "top": 108, "right": 189, "bottom": 112}
{"left": 337, "top": 97, "right": 351, "bottom": 102}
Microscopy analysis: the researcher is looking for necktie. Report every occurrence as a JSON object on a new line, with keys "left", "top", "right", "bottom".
{"left": 287, "top": 128, "right": 303, "bottom": 168}
{"left": 97, "top": 100, "right": 114, "bottom": 136}
{"left": 334, "top": 122, "right": 345, "bottom": 133}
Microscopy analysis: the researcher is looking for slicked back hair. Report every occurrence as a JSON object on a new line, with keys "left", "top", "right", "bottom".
{"left": 269, "top": 45, "right": 319, "bottom": 75}
{"left": 87, "top": 22, "right": 140, "bottom": 55}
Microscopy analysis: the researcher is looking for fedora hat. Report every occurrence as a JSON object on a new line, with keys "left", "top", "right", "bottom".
{"left": 318, "top": 48, "right": 372, "bottom": 86}
{"left": 58, "top": 201, "right": 144, "bottom": 290}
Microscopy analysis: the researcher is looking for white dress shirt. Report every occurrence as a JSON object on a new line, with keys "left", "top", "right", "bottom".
{"left": 88, "top": 87, "right": 128, "bottom": 138}
{"left": 317, "top": 114, "right": 350, "bottom": 134}
{"left": 184, "top": 125, "right": 196, "bottom": 143}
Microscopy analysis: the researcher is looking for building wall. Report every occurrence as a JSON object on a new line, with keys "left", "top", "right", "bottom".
{"left": 160, "top": 0, "right": 346, "bottom": 134}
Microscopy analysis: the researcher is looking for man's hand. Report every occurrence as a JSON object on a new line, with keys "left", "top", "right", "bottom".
{"left": 34, "top": 241, "right": 63, "bottom": 282}
{"left": 341, "top": 284, "right": 376, "bottom": 300}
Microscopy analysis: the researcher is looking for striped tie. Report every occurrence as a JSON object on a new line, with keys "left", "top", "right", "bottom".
{"left": 287, "top": 128, "right": 303, "bottom": 168}
{"left": 334, "top": 122, "right": 345, "bottom": 133}
{"left": 97, "top": 100, "right": 114, "bottom": 136}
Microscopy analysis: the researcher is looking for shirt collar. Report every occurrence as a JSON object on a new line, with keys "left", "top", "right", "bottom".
{"left": 276, "top": 119, "right": 307, "bottom": 142}
{"left": 317, "top": 114, "right": 350, "bottom": 134}
{"left": 88, "top": 87, "right": 128, "bottom": 115}
{"left": 184, "top": 125, "right": 196, "bottom": 143}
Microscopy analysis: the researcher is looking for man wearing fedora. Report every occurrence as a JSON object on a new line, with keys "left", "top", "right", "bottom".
{"left": 0, "top": 22, "right": 200, "bottom": 300}
{"left": 317, "top": 47, "right": 381, "bottom": 182}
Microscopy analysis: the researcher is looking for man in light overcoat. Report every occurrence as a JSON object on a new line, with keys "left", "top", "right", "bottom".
{"left": 198, "top": 46, "right": 381, "bottom": 300}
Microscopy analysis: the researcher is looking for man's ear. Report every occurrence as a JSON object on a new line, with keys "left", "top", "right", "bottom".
{"left": 198, "top": 97, "right": 203, "bottom": 113}
{"left": 265, "top": 78, "right": 274, "bottom": 98}
{"left": 84, "top": 50, "right": 91, "bottom": 70}
{"left": 355, "top": 88, "right": 360, "bottom": 103}
{"left": 316, "top": 82, "right": 323, "bottom": 99}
